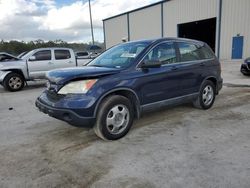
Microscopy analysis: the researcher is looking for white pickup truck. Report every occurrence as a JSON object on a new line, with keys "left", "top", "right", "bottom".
{"left": 0, "top": 47, "right": 92, "bottom": 91}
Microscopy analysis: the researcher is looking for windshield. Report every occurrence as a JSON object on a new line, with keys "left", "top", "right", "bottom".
{"left": 88, "top": 41, "right": 150, "bottom": 68}
{"left": 18, "top": 51, "right": 28, "bottom": 59}
{"left": 21, "top": 50, "right": 35, "bottom": 60}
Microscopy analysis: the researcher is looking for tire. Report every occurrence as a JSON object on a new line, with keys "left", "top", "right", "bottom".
{"left": 193, "top": 80, "right": 216, "bottom": 110}
{"left": 94, "top": 95, "right": 134, "bottom": 140}
{"left": 3, "top": 72, "right": 25, "bottom": 92}
{"left": 242, "top": 72, "right": 250, "bottom": 76}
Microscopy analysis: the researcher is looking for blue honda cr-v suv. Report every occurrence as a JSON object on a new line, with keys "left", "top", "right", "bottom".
{"left": 36, "top": 38, "right": 223, "bottom": 140}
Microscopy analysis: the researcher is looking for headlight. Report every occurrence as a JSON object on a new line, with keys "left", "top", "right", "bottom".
{"left": 244, "top": 58, "right": 250, "bottom": 64}
{"left": 58, "top": 79, "right": 97, "bottom": 94}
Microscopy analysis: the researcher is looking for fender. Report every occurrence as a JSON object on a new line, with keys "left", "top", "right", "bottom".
{"left": 0, "top": 71, "right": 12, "bottom": 83}
{"left": 93, "top": 87, "right": 141, "bottom": 118}
{"left": 199, "top": 76, "right": 218, "bottom": 93}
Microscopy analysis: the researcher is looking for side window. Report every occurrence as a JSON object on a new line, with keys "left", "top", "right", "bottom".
{"left": 178, "top": 42, "right": 200, "bottom": 62}
{"left": 33, "top": 50, "right": 51, "bottom": 61}
{"left": 76, "top": 52, "right": 88, "bottom": 57}
{"left": 198, "top": 46, "right": 215, "bottom": 59}
{"left": 55, "top": 50, "right": 71, "bottom": 60}
{"left": 144, "top": 42, "right": 177, "bottom": 65}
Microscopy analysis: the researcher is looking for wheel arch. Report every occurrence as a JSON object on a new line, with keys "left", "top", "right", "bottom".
{"left": 4, "top": 69, "right": 25, "bottom": 79}
{"left": 1, "top": 70, "right": 26, "bottom": 91}
{"left": 201, "top": 76, "right": 218, "bottom": 94}
{"left": 94, "top": 88, "right": 141, "bottom": 119}
{"left": 0, "top": 71, "right": 12, "bottom": 83}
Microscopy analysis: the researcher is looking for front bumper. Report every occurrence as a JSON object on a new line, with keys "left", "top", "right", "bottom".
{"left": 36, "top": 91, "right": 96, "bottom": 128}
{"left": 241, "top": 64, "right": 250, "bottom": 75}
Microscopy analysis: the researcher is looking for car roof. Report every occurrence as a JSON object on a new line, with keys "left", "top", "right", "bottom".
{"left": 125, "top": 37, "right": 205, "bottom": 46}
{"left": 32, "top": 47, "right": 72, "bottom": 51}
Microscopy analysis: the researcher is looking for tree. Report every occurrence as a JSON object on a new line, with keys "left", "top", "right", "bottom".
{"left": 0, "top": 39, "right": 104, "bottom": 55}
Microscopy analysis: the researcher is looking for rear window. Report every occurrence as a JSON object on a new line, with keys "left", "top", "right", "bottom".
{"left": 55, "top": 50, "right": 71, "bottom": 60}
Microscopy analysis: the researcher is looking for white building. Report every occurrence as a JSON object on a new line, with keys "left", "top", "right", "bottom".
{"left": 103, "top": 0, "right": 250, "bottom": 60}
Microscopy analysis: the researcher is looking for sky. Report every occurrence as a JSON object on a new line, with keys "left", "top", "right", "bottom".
{"left": 0, "top": 0, "right": 160, "bottom": 43}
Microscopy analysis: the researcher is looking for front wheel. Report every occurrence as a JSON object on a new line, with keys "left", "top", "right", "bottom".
{"left": 3, "top": 72, "right": 25, "bottom": 92}
{"left": 241, "top": 72, "right": 250, "bottom": 76}
{"left": 94, "top": 95, "right": 134, "bottom": 140}
{"left": 193, "top": 80, "right": 216, "bottom": 109}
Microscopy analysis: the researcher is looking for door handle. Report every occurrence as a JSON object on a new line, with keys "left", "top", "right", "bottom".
{"left": 171, "top": 66, "right": 178, "bottom": 70}
{"left": 200, "top": 62, "right": 205, "bottom": 66}
{"left": 48, "top": 62, "right": 53, "bottom": 65}
{"left": 68, "top": 61, "right": 73, "bottom": 63}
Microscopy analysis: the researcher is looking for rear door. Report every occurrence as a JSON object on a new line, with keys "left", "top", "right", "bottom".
{"left": 53, "top": 49, "right": 76, "bottom": 69}
{"left": 139, "top": 41, "right": 207, "bottom": 105}
{"left": 27, "top": 50, "right": 52, "bottom": 78}
{"left": 174, "top": 42, "right": 206, "bottom": 95}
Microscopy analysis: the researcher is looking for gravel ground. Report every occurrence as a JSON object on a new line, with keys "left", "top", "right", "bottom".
{"left": 0, "top": 62, "right": 250, "bottom": 188}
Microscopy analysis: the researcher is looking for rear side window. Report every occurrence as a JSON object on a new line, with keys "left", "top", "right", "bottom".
{"left": 177, "top": 42, "right": 215, "bottom": 62}
{"left": 198, "top": 46, "right": 215, "bottom": 59}
{"left": 33, "top": 50, "right": 51, "bottom": 61}
{"left": 178, "top": 42, "right": 200, "bottom": 62}
{"left": 76, "top": 52, "right": 88, "bottom": 56}
{"left": 55, "top": 50, "right": 71, "bottom": 60}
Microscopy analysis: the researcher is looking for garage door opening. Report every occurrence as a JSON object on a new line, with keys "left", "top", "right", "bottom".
{"left": 178, "top": 17, "right": 216, "bottom": 52}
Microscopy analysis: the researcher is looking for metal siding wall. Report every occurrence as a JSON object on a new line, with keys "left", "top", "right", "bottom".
{"left": 104, "top": 15, "right": 128, "bottom": 48}
{"left": 220, "top": 0, "right": 250, "bottom": 59}
{"left": 129, "top": 5, "right": 162, "bottom": 40}
{"left": 163, "top": 0, "right": 217, "bottom": 37}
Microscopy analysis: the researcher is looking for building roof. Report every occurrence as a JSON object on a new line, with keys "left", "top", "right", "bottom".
{"left": 103, "top": 0, "right": 168, "bottom": 21}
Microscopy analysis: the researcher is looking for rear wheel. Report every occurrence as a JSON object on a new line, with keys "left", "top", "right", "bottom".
{"left": 94, "top": 95, "right": 134, "bottom": 140}
{"left": 3, "top": 72, "right": 25, "bottom": 92}
{"left": 193, "top": 80, "right": 216, "bottom": 109}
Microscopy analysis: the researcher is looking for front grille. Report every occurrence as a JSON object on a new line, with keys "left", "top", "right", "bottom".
{"left": 47, "top": 81, "right": 59, "bottom": 92}
{"left": 46, "top": 81, "right": 65, "bottom": 101}
{"left": 46, "top": 90, "right": 65, "bottom": 101}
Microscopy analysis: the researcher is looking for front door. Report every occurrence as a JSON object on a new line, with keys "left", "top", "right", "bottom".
{"left": 27, "top": 50, "right": 53, "bottom": 79}
{"left": 138, "top": 42, "right": 182, "bottom": 105}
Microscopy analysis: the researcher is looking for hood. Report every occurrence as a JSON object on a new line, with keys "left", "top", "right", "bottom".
{"left": 47, "top": 66, "right": 120, "bottom": 84}
{"left": 0, "top": 59, "right": 25, "bottom": 70}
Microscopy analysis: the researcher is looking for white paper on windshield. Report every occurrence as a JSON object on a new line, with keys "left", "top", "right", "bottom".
{"left": 120, "top": 53, "right": 136, "bottom": 58}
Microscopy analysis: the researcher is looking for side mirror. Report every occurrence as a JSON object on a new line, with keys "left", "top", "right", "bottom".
{"left": 140, "top": 60, "right": 161, "bottom": 69}
{"left": 29, "top": 56, "right": 36, "bottom": 61}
